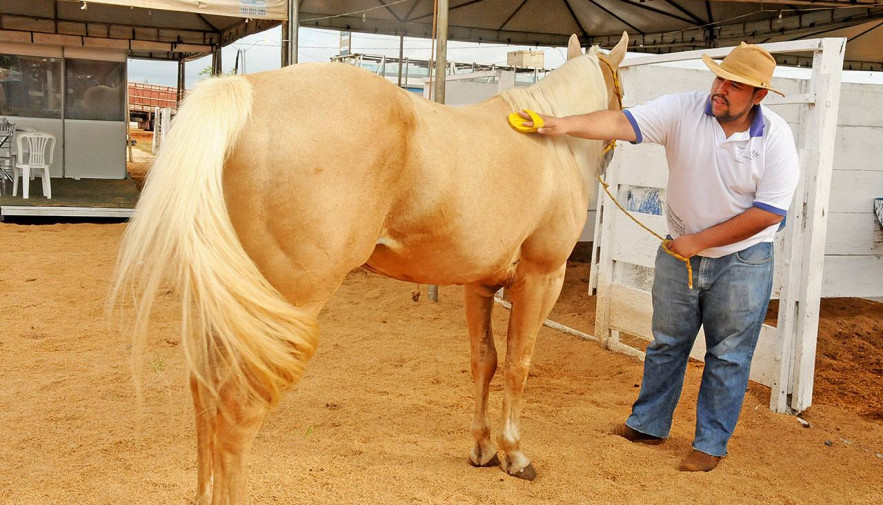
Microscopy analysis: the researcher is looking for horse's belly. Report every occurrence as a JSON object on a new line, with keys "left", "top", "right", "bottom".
{"left": 364, "top": 238, "right": 516, "bottom": 287}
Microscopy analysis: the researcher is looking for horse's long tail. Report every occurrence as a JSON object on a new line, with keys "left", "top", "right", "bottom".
{"left": 111, "top": 75, "right": 318, "bottom": 410}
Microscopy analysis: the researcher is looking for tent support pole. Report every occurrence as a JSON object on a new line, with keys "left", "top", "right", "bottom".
{"left": 427, "top": 0, "right": 449, "bottom": 303}
{"left": 284, "top": 0, "right": 300, "bottom": 65}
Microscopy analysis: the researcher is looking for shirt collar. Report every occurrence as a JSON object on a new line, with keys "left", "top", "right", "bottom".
{"left": 704, "top": 96, "right": 766, "bottom": 138}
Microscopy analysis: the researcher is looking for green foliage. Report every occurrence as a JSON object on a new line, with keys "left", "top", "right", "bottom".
{"left": 198, "top": 65, "right": 236, "bottom": 77}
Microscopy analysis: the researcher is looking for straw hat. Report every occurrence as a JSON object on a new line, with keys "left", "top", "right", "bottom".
{"left": 702, "top": 42, "right": 784, "bottom": 96}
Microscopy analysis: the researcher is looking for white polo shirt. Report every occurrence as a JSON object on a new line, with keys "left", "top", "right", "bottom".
{"left": 623, "top": 91, "right": 800, "bottom": 258}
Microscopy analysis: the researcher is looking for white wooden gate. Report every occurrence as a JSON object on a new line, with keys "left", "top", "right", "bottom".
{"left": 591, "top": 39, "right": 846, "bottom": 414}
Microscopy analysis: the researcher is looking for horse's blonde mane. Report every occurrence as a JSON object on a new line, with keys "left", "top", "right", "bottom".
{"left": 500, "top": 47, "right": 609, "bottom": 181}
{"left": 500, "top": 47, "right": 606, "bottom": 117}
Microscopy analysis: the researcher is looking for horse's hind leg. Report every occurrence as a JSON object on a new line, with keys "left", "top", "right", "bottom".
{"left": 190, "top": 372, "right": 270, "bottom": 505}
{"left": 208, "top": 382, "right": 269, "bottom": 505}
{"left": 190, "top": 375, "right": 215, "bottom": 505}
{"left": 498, "top": 264, "right": 567, "bottom": 480}
{"left": 465, "top": 284, "right": 501, "bottom": 467}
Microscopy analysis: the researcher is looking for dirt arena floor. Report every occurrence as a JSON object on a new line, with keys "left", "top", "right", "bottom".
{"left": 2, "top": 221, "right": 881, "bottom": 505}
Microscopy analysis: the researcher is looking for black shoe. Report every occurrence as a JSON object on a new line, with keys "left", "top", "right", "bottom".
{"left": 612, "top": 424, "right": 664, "bottom": 445}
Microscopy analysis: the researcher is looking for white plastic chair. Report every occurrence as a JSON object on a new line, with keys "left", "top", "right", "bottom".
{"left": 13, "top": 132, "right": 55, "bottom": 199}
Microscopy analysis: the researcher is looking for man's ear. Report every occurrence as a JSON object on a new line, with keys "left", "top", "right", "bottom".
{"left": 567, "top": 34, "right": 583, "bottom": 60}
{"left": 754, "top": 88, "right": 769, "bottom": 103}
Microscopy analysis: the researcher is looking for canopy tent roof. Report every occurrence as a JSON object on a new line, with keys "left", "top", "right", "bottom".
{"left": 1, "top": 1, "right": 880, "bottom": 70}
{"left": 298, "top": 0, "right": 882, "bottom": 71}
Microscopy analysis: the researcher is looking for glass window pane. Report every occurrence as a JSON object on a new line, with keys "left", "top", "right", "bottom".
{"left": 65, "top": 59, "right": 125, "bottom": 121}
{"left": 0, "top": 54, "right": 63, "bottom": 119}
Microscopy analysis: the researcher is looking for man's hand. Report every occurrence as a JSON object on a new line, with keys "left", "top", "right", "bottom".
{"left": 517, "top": 110, "right": 569, "bottom": 136}
{"left": 666, "top": 207, "right": 784, "bottom": 259}
{"left": 666, "top": 234, "right": 706, "bottom": 259}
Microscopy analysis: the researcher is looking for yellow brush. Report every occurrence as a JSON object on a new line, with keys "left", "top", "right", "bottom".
{"left": 508, "top": 109, "right": 544, "bottom": 133}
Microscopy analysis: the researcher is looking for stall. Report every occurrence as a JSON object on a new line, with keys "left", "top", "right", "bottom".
{"left": 0, "top": 44, "right": 125, "bottom": 179}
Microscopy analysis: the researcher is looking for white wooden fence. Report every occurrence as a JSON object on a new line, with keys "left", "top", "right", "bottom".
{"left": 590, "top": 39, "right": 860, "bottom": 414}
{"left": 150, "top": 107, "right": 172, "bottom": 154}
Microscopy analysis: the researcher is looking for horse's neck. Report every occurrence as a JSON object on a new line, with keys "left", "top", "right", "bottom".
{"left": 497, "top": 63, "right": 606, "bottom": 200}
{"left": 516, "top": 57, "right": 603, "bottom": 115}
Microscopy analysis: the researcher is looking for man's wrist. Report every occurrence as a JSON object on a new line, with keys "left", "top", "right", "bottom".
{"left": 559, "top": 115, "right": 575, "bottom": 135}
{"left": 690, "top": 231, "right": 712, "bottom": 252}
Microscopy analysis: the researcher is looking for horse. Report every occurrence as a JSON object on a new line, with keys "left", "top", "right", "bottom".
{"left": 112, "top": 32, "right": 628, "bottom": 504}
{"left": 82, "top": 84, "right": 122, "bottom": 121}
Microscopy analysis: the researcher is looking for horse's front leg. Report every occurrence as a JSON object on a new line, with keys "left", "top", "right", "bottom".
{"left": 464, "top": 284, "right": 501, "bottom": 468}
{"left": 498, "top": 264, "right": 566, "bottom": 480}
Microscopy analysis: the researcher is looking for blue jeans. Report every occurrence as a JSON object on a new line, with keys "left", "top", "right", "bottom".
{"left": 625, "top": 241, "right": 774, "bottom": 457}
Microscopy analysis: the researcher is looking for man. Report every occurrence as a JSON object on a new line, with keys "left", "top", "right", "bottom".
{"left": 523, "top": 43, "right": 799, "bottom": 471}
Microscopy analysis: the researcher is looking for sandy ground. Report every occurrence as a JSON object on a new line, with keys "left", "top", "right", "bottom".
{"left": 1, "top": 221, "right": 881, "bottom": 505}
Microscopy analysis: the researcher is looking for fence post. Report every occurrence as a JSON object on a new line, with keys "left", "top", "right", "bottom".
{"left": 771, "top": 38, "right": 845, "bottom": 413}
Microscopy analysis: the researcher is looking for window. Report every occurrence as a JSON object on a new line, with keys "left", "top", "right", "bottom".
{"left": 0, "top": 54, "right": 63, "bottom": 119}
{"left": 65, "top": 59, "right": 125, "bottom": 121}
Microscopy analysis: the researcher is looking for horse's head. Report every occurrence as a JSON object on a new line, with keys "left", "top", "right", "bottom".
{"left": 567, "top": 33, "right": 627, "bottom": 115}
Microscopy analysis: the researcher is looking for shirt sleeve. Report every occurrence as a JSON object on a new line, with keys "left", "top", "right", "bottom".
{"left": 622, "top": 94, "right": 684, "bottom": 145}
{"left": 754, "top": 120, "right": 800, "bottom": 216}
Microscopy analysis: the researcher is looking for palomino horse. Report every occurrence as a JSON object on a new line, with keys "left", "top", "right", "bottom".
{"left": 113, "top": 32, "right": 628, "bottom": 504}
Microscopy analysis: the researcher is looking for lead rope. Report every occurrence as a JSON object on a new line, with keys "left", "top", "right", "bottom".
{"left": 596, "top": 55, "right": 693, "bottom": 289}
{"left": 596, "top": 169, "right": 693, "bottom": 289}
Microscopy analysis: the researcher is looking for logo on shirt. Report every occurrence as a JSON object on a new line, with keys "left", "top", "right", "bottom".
{"left": 666, "top": 203, "right": 686, "bottom": 236}
{"left": 733, "top": 145, "right": 760, "bottom": 164}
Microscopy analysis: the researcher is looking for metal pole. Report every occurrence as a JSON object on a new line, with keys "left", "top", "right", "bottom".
{"left": 397, "top": 34, "right": 404, "bottom": 87}
{"left": 432, "top": 0, "right": 449, "bottom": 105}
{"left": 211, "top": 46, "right": 222, "bottom": 75}
{"left": 127, "top": 63, "right": 135, "bottom": 163}
{"left": 280, "top": 21, "right": 289, "bottom": 66}
{"left": 176, "top": 58, "right": 185, "bottom": 104}
{"left": 286, "top": 0, "right": 299, "bottom": 65}
{"left": 428, "top": 0, "right": 448, "bottom": 303}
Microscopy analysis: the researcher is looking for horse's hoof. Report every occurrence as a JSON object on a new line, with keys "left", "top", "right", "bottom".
{"left": 469, "top": 453, "right": 501, "bottom": 468}
{"left": 508, "top": 463, "right": 537, "bottom": 481}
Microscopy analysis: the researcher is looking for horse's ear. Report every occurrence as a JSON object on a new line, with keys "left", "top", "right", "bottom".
{"left": 567, "top": 34, "right": 583, "bottom": 60}
{"left": 609, "top": 32, "right": 629, "bottom": 67}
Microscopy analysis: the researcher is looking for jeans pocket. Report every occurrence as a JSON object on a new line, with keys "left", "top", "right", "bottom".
{"left": 734, "top": 242, "right": 773, "bottom": 265}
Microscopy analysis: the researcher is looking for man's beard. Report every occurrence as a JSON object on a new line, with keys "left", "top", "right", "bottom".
{"left": 711, "top": 94, "right": 753, "bottom": 123}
